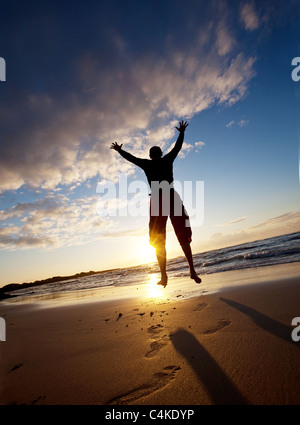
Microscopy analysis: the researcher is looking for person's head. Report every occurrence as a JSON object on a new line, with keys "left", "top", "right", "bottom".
{"left": 149, "top": 146, "right": 162, "bottom": 159}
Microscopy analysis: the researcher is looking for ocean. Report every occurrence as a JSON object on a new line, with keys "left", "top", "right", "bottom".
{"left": 4, "top": 231, "right": 300, "bottom": 300}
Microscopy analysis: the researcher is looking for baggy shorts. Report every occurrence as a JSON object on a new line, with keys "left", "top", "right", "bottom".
{"left": 149, "top": 189, "right": 192, "bottom": 248}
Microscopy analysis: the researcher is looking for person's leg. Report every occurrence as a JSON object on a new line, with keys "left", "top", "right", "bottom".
{"left": 170, "top": 191, "right": 201, "bottom": 284}
{"left": 149, "top": 201, "right": 168, "bottom": 287}
{"left": 180, "top": 241, "right": 201, "bottom": 283}
{"left": 155, "top": 243, "right": 168, "bottom": 287}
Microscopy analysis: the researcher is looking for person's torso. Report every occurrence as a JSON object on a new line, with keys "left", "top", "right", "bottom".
{"left": 142, "top": 156, "right": 174, "bottom": 187}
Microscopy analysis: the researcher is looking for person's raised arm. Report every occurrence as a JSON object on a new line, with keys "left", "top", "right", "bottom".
{"left": 110, "top": 142, "right": 143, "bottom": 167}
{"left": 166, "top": 120, "right": 189, "bottom": 161}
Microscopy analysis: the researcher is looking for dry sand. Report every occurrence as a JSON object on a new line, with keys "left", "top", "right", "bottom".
{"left": 0, "top": 263, "right": 300, "bottom": 405}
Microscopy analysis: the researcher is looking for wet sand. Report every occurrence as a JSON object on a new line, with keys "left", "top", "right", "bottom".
{"left": 0, "top": 263, "right": 300, "bottom": 405}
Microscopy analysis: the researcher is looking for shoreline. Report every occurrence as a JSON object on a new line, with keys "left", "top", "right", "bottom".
{"left": 1, "top": 261, "right": 300, "bottom": 310}
{"left": 1, "top": 262, "right": 300, "bottom": 405}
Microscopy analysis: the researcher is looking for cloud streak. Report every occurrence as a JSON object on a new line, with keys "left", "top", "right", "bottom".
{"left": 214, "top": 216, "right": 249, "bottom": 227}
{"left": 248, "top": 212, "right": 300, "bottom": 230}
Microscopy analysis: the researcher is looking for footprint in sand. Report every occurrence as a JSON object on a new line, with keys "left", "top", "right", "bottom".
{"left": 202, "top": 319, "right": 231, "bottom": 335}
{"left": 193, "top": 302, "right": 207, "bottom": 312}
{"left": 145, "top": 324, "right": 168, "bottom": 358}
{"left": 145, "top": 340, "right": 168, "bottom": 358}
{"left": 147, "top": 324, "right": 164, "bottom": 337}
{"left": 106, "top": 365, "right": 181, "bottom": 405}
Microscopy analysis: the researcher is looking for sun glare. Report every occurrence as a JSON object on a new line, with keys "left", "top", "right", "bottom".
{"left": 135, "top": 240, "right": 156, "bottom": 265}
{"left": 147, "top": 273, "right": 165, "bottom": 298}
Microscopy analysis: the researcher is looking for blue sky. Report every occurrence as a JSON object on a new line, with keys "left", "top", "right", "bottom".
{"left": 0, "top": 0, "right": 299, "bottom": 286}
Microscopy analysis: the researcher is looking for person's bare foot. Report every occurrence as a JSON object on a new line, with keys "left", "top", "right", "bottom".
{"left": 190, "top": 272, "right": 201, "bottom": 284}
{"left": 157, "top": 275, "right": 168, "bottom": 288}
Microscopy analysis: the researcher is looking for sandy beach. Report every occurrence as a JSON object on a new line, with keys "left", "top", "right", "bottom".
{"left": 0, "top": 263, "right": 300, "bottom": 405}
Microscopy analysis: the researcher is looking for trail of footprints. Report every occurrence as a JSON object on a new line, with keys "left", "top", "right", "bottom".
{"left": 5, "top": 301, "right": 231, "bottom": 405}
{"left": 106, "top": 301, "right": 231, "bottom": 404}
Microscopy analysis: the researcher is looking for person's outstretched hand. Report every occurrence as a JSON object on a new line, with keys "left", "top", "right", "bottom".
{"left": 110, "top": 142, "right": 123, "bottom": 152}
{"left": 175, "top": 120, "right": 189, "bottom": 133}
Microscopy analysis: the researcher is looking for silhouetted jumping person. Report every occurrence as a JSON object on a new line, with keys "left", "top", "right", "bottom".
{"left": 110, "top": 120, "right": 201, "bottom": 287}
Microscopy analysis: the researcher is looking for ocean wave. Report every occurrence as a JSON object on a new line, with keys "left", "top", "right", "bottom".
{"left": 244, "top": 246, "right": 300, "bottom": 260}
{"left": 201, "top": 257, "right": 232, "bottom": 267}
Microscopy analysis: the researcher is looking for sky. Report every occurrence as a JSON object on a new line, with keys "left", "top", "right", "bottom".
{"left": 0, "top": 0, "right": 299, "bottom": 286}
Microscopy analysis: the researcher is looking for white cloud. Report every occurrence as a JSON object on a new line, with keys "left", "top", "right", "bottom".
{"left": 226, "top": 120, "right": 235, "bottom": 128}
{"left": 178, "top": 143, "right": 194, "bottom": 158}
{"left": 215, "top": 19, "right": 235, "bottom": 56}
{"left": 240, "top": 2, "right": 260, "bottom": 31}
{"left": 195, "top": 141, "right": 206, "bottom": 153}
{"left": 238, "top": 119, "right": 250, "bottom": 127}
{"left": 195, "top": 141, "right": 205, "bottom": 148}
{"left": 226, "top": 118, "right": 250, "bottom": 128}
{"left": 165, "top": 140, "right": 194, "bottom": 158}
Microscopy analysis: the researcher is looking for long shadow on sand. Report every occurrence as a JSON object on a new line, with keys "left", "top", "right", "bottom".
{"left": 171, "top": 328, "right": 247, "bottom": 405}
{"left": 220, "top": 297, "right": 298, "bottom": 347}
